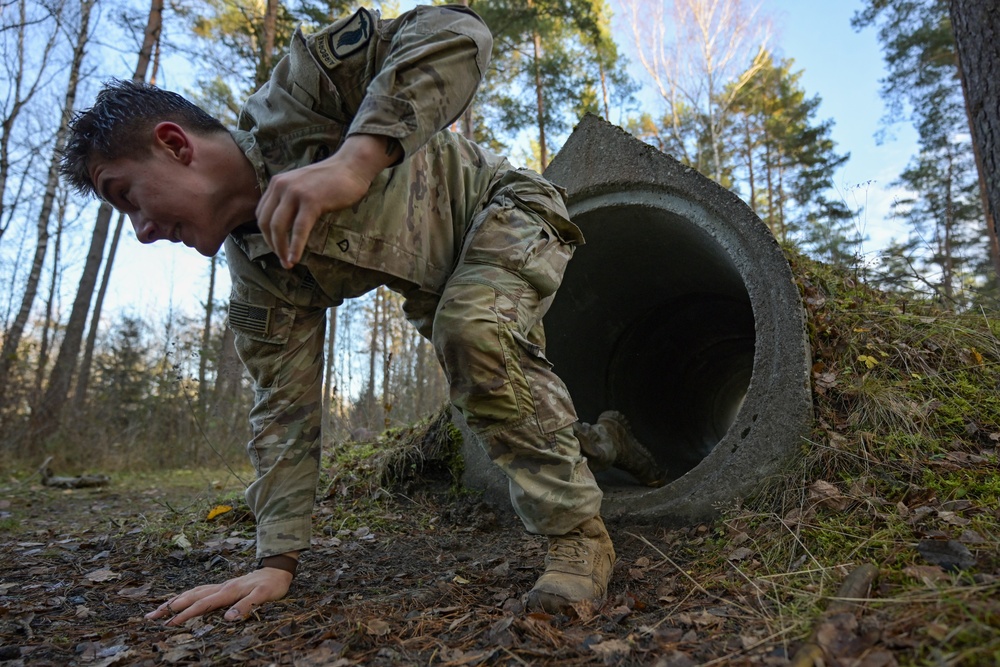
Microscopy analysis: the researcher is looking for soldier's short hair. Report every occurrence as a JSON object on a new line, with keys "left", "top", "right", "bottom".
{"left": 61, "top": 78, "right": 227, "bottom": 198}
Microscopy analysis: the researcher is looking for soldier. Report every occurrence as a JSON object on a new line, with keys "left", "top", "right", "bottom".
{"left": 61, "top": 4, "right": 664, "bottom": 626}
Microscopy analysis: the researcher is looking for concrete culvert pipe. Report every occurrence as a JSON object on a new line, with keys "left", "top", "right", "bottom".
{"left": 459, "top": 114, "right": 813, "bottom": 525}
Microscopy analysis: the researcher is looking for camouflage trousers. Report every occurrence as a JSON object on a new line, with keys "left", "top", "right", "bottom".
{"left": 431, "top": 170, "right": 603, "bottom": 536}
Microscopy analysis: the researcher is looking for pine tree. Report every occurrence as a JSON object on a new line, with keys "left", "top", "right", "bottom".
{"left": 474, "top": 0, "right": 633, "bottom": 168}
{"left": 855, "top": 0, "right": 997, "bottom": 305}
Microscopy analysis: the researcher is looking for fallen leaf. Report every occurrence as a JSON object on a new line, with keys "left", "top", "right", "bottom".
{"left": 118, "top": 582, "right": 153, "bottom": 599}
{"left": 937, "top": 510, "right": 971, "bottom": 526}
{"left": 959, "top": 529, "right": 986, "bottom": 544}
{"left": 809, "top": 480, "right": 849, "bottom": 511}
{"left": 814, "top": 371, "right": 838, "bottom": 389}
{"left": 159, "top": 646, "right": 194, "bottom": 664}
{"left": 590, "top": 638, "right": 631, "bottom": 663}
{"left": 727, "top": 547, "right": 754, "bottom": 561}
{"left": 858, "top": 650, "right": 899, "bottom": 667}
{"left": 569, "top": 598, "right": 597, "bottom": 622}
{"left": 691, "top": 610, "right": 724, "bottom": 629}
{"left": 926, "top": 622, "right": 949, "bottom": 641}
{"left": 917, "top": 539, "right": 976, "bottom": 571}
{"left": 815, "top": 612, "right": 866, "bottom": 657}
{"left": 206, "top": 505, "right": 233, "bottom": 520}
{"left": 84, "top": 568, "right": 120, "bottom": 583}
{"left": 607, "top": 605, "right": 631, "bottom": 623}
{"left": 903, "top": 565, "right": 949, "bottom": 586}
{"left": 366, "top": 618, "right": 390, "bottom": 636}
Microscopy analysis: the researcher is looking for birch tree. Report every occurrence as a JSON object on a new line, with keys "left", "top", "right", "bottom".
{"left": 620, "top": 0, "right": 770, "bottom": 182}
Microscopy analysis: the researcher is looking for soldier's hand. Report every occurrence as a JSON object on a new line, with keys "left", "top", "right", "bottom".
{"left": 256, "top": 133, "right": 401, "bottom": 269}
{"left": 145, "top": 567, "right": 293, "bottom": 626}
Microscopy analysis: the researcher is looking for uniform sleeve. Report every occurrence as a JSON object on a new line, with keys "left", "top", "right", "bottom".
{"left": 351, "top": 5, "right": 491, "bottom": 156}
{"left": 224, "top": 237, "right": 328, "bottom": 558}
{"left": 233, "top": 300, "right": 326, "bottom": 559}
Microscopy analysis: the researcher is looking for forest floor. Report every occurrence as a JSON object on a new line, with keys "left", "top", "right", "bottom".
{"left": 0, "top": 449, "right": 997, "bottom": 667}
{"left": 0, "top": 467, "right": 797, "bottom": 667}
{"left": 2, "top": 254, "right": 1000, "bottom": 666}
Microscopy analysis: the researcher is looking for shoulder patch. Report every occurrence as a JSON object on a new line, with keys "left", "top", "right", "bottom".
{"left": 320, "top": 7, "right": 373, "bottom": 68}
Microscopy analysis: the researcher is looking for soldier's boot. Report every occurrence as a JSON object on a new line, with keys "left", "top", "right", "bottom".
{"left": 526, "top": 516, "right": 616, "bottom": 614}
{"left": 572, "top": 420, "right": 617, "bottom": 471}
{"left": 575, "top": 411, "right": 668, "bottom": 487}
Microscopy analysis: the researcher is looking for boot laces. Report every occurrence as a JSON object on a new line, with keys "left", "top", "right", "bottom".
{"left": 549, "top": 535, "right": 588, "bottom": 564}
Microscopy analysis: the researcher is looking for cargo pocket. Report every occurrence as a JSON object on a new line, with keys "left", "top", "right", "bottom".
{"left": 511, "top": 329, "right": 578, "bottom": 434}
{"left": 462, "top": 194, "right": 579, "bottom": 299}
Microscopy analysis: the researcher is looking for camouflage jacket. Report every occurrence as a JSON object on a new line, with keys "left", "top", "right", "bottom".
{"left": 222, "top": 5, "right": 548, "bottom": 559}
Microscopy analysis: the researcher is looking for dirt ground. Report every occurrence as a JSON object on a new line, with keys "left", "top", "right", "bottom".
{"left": 0, "top": 470, "right": 984, "bottom": 666}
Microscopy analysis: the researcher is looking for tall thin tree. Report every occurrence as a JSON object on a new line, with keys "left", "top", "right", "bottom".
{"left": 948, "top": 0, "right": 1000, "bottom": 281}
{"left": 0, "top": 0, "right": 91, "bottom": 412}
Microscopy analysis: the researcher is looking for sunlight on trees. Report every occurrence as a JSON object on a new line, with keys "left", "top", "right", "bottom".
{"left": 1, "top": 0, "right": 998, "bottom": 471}
{"left": 620, "top": 0, "right": 771, "bottom": 182}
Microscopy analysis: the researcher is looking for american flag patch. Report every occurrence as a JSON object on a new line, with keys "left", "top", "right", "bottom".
{"left": 229, "top": 301, "right": 271, "bottom": 336}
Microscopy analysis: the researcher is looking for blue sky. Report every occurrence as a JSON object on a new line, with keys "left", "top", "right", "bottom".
{"left": 101, "top": 0, "right": 919, "bottom": 320}
{"left": 766, "top": 0, "right": 917, "bottom": 253}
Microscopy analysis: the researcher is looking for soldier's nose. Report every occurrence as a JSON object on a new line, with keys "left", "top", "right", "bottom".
{"left": 132, "top": 216, "right": 157, "bottom": 244}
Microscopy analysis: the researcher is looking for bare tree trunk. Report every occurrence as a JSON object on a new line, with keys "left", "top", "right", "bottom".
{"left": 198, "top": 255, "right": 217, "bottom": 414}
{"left": 0, "top": 199, "right": 52, "bottom": 403}
{"left": 764, "top": 140, "right": 775, "bottom": 236}
{"left": 380, "top": 291, "right": 393, "bottom": 428}
{"left": 777, "top": 161, "right": 786, "bottom": 243}
{"left": 598, "top": 60, "right": 611, "bottom": 121}
{"left": 942, "top": 149, "right": 955, "bottom": 301}
{"left": 134, "top": 0, "right": 163, "bottom": 83}
{"left": 54, "top": 0, "right": 164, "bottom": 419}
{"left": 74, "top": 212, "right": 124, "bottom": 407}
{"left": 35, "top": 192, "right": 66, "bottom": 398}
{"left": 323, "top": 307, "right": 338, "bottom": 437}
{"left": 32, "top": 202, "right": 110, "bottom": 441}
{"left": 948, "top": 0, "right": 1000, "bottom": 281}
{"left": 258, "top": 0, "right": 279, "bottom": 89}
{"left": 365, "top": 288, "right": 381, "bottom": 430}
{"left": 414, "top": 336, "right": 427, "bottom": 416}
{"left": 211, "top": 325, "right": 243, "bottom": 419}
{"left": 0, "top": 0, "right": 62, "bottom": 243}
{"left": 744, "top": 118, "right": 756, "bottom": 213}
{"left": 456, "top": 0, "right": 475, "bottom": 139}
{"left": 532, "top": 27, "right": 548, "bottom": 170}
{"left": 0, "top": 0, "right": 92, "bottom": 410}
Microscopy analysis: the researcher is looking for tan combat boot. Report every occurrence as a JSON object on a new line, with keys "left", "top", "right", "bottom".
{"left": 526, "top": 516, "right": 616, "bottom": 614}
{"left": 574, "top": 410, "right": 668, "bottom": 487}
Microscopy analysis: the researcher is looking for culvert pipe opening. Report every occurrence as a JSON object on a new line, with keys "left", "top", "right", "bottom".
{"left": 458, "top": 115, "right": 813, "bottom": 525}
{"left": 545, "top": 201, "right": 757, "bottom": 487}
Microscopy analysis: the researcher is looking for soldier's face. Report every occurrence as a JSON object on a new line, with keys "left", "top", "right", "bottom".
{"left": 89, "top": 124, "right": 238, "bottom": 257}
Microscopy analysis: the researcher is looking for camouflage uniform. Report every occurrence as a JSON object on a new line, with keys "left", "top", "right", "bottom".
{"left": 224, "top": 5, "right": 603, "bottom": 559}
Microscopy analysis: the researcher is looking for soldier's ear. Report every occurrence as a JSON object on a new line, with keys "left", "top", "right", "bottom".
{"left": 152, "top": 122, "right": 194, "bottom": 164}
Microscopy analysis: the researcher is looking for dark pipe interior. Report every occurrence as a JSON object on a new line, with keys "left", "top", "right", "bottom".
{"left": 545, "top": 202, "right": 756, "bottom": 485}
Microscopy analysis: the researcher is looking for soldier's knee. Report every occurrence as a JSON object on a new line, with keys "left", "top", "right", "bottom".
{"left": 431, "top": 280, "right": 500, "bottom": 355}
